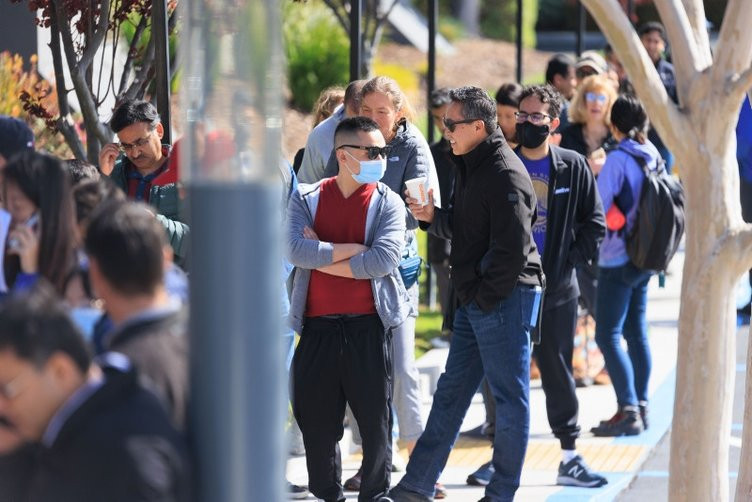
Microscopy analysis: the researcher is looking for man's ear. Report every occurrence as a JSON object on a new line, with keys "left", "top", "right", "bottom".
{"left": 155, "top": 122, "right": 165, "bottom": 139}
{"left": 551, "top": 117, "right": 561, "bottom": 132}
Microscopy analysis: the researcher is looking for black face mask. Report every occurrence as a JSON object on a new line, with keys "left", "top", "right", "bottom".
{"left": 516, "top": 122, "right": 550, "bottom": 149}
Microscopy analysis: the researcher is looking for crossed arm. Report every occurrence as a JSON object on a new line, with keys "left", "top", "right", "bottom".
{"left": 303, "top": 226, "right": 364, "bottom": 278}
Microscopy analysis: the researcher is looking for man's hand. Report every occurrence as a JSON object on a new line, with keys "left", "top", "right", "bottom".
{"left": 98, "top": 143, "right": 120, "bottom": 176}
{"left": 405, "top": 188, "right": 436, "bottom": 224}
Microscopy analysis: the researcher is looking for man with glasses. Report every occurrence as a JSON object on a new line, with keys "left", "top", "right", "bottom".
{"left": 99, "top": 100, "right": 188, "bottom": 266}
{"left": 286, "top": 116, "right": 407, "bottom": 502}
{"left": 468, "top": 85, "right": 607, "bottom": 489}
{"left": 389, "top": 86, "right": 544, "bottom": 502}
{"left": 0, "top": 282, "right": 189, "bottom": 501}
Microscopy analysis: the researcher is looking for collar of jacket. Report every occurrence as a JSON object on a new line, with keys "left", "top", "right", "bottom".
{"left": 389, "top": 119, "right": 409, "bottom": 146}
{"left": 454, "top": 126, "right": 505, "bottom": 171}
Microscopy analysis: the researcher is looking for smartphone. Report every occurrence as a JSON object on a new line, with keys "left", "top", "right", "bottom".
{"left": 8, "top": 212, "right": 39, "bottom": 250}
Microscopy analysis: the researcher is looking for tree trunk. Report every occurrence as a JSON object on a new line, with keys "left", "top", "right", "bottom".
{"left": 665, "top": 99, "right": 745, "bottom": 500}
{"left": 737, "top": 323, "right": 752, "bottom": 499}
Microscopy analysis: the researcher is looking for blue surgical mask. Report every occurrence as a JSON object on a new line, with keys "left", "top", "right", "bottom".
{"left": 345, "top": 151, "right": 387, "bottom": 184}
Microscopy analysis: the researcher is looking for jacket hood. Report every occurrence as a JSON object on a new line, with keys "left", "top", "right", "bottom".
{"left": 616, "top": 137, "right": 661, "bottom": 169}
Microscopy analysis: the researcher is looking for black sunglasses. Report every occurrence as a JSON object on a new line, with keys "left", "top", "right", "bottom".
{"left": 337, "top": 144, "right": 391, "bottom": 160}
{"left": 442, "top": 117, "right": 480, "bottom": 132}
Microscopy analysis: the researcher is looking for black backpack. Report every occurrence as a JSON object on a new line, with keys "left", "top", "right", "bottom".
{"left": 616, "top": 148, "right": 685, "bottom": 271}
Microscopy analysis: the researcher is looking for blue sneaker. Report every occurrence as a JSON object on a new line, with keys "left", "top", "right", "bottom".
{"left": 556, "top": 455, "right": 608, "bottom": 488}
{"left": 466, "top": 461, "right": 494, "bottom": 486}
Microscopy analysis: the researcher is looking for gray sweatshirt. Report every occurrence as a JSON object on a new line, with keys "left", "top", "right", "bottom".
{"left": 286, "top": 180, "right": 412, "bottom": 333}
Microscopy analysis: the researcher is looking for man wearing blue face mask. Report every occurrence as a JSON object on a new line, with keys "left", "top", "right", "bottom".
{"left": 286, "top": 116, "right": 408, "bottom": 502}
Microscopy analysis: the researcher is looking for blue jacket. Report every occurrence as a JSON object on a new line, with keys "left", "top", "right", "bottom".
{"left": 597, "top": 138, "right": 661, "bottom": 267}
{"left": 286, "top": 180, "right": 410, "bottom": 333}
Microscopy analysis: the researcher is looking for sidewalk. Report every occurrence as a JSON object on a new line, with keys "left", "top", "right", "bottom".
{"left": 287, "top": 251, "right": 683, "bottom": 501}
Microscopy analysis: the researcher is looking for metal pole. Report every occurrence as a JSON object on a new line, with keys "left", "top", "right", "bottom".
{"left": 515, "top": 0, "right": 523, "bottom": 83}
{"left": 152, "top": 0, "right": 171, "bottom": 144}
{"left": 350, "top": 0, "right": 362, "bottom": 81}
{"left": 576, "top": 0, "right": 586, "bottom": 57}
{"left": 183, "top": 0, "right": 285, "bottom": 500}
{"left": 427, "top": 0, "right": 437, "bottom": 144}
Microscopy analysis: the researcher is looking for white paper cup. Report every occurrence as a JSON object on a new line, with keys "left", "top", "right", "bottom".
{"left": 405, "top": 177, "right": 428, "bottom": 206}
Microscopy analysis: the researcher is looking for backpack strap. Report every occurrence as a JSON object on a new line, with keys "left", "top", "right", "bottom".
{"left": 617, "top": 146, "right": 665, "bottom": 176}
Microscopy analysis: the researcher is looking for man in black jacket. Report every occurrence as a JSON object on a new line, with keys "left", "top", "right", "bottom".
{"left": 85, "top": 201, "right": 189, "bottom": 430}
{"left": 0, "top": 283, "right": 189, "bottom": 502}
{"left": 390, "top": 87, "right": 544, "bottom": 502}
{"left": 468, "top": 85, "right": 608, "bottom": 489}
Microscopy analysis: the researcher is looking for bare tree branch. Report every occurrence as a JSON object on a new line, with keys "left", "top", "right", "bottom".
{"left": 680, "top": 0, "right": 712, "bottom": 65}
{"left": 118, "top": 15, "right": 149, "bottom": 97}
{"left": 78, "top": 0, "right": 111, "bottom": 73}
{"left": 322, "top": 0, "right": 349, "bottom": 32}
{"left": 368, "top": 0, "right": 397, "bottom": 56}
{"left": 53, "top": 0, "right": 110, "bottom": 150}
{"left": 581, "top": 0, "right": 689, "bottom": 153}
{"left": 124, "top": 36, "right": 156, "bottom": 101}
{"left": 48, "top": 4, "right": 86, "bottom": 160}
{"left": 653, "top": 0, "right": 703, "bottom": 101}
{"left": 712, "top": 0, "right": 752, "bottom": 94}
{"left": 730, "top": 66, "right": 752, "bottom": 104}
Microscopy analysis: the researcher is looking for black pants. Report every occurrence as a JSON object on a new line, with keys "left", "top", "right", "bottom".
{"left": 532, "top": 297, "right": 580, "bottom": 450}
{"left": 292, "top": 314, "right": 393, "bottom": 502}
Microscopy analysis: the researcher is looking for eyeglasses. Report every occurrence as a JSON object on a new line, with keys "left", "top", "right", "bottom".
{"left": 586, "top": 92, "right": 608, "bottom": 104}
{"left": 337, "top": 144, "right": 391, "bottom": 160}
{"left": 0, "top": 368, "right": 32, "bottom": 401}
{"left": 118, "top": 134, "right": 153, "bottom": 153}
{"left": 442, "top": 117, "right": 480, "bottom": 132}
{"left": 514, "top": 112, "right": 553, "bottom": 125}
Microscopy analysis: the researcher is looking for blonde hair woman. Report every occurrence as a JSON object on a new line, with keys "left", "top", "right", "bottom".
{"left": 560, "top": 74, "right": 618, "bottom": 176}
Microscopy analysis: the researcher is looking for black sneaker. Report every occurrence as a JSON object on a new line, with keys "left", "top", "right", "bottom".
{"left": 556, "top": 455, "right": 608, "bottom": 488}
{"left": 591, "top": 407, "right": 644, "bottom": 437}
{"left": 286, "top": 481, "right": 309, "bottom": 500}
{"left": 466, "top": 461, "right": 494, "bottom": 486}
{"left": 638, "top": 401, "right": 649, "bottom": 430}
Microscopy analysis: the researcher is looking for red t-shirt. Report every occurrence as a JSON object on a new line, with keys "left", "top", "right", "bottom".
{"left": 306, "top": 178, "right": 377, "bottom": 317}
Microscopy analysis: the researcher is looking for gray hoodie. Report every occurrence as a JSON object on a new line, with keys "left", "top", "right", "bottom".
{"left": 286, "top": 180, "right": 412, "bottom": 333}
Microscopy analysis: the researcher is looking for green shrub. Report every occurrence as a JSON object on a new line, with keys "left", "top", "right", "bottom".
{"left": 480, "top": 0, "right": 538, "bottom": 48}
{"left": 283, "top": 1, "right": 349, "bottom": 112}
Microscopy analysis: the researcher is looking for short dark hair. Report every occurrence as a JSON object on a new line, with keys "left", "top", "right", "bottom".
{"left": 73, "top": 178, "right": 126, "bottom": 226}
{"left": 519, "top": 85, "right": 563, "bottom": 119}
{"left": 449, "top": 86, "right": 497, "bottom": 134}
{"left": 610, "top": 94, "right": 649, "bottom": 144}
{"left": 62, "top": 158, "right": 100, "bottom": 185}
{"left": 85, "top": 201, "right": 167, "bottom": 296}
{"left": 344, "top": 80, "right": 367, "bottom": 113}
{"left": 638, "top": 21, "right": 666, "bottom": 40}
{"left": 334, "top": 116, "right": 381, "bottom": 147}
{"left": 0, "top": 281, "right": 91, "bottom": 373}
{"left": 495, "top": 82, "right": 523, "bottom": 108}
{"left": 545, "top": 54, "right": 575, "bottom": 84}
{"left": 429, "top": 87, "right": 452, "bottom": 109}
{"left": 109, "top": 100, "right": 160, "bottom": 133}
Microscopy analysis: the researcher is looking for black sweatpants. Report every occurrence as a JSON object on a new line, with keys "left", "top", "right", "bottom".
{"left": 292, "top": 314, "right": 393, "bottom": 502}
{"left": 532, "top": 296, "right": 581, "bottom": 450}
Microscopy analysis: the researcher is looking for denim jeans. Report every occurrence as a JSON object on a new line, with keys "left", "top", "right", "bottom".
{"left": 396, "top": 285, "right": 541, "bottom": 502}
{"left": 595, "top": 263, "right": 652, "bottom": 407}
